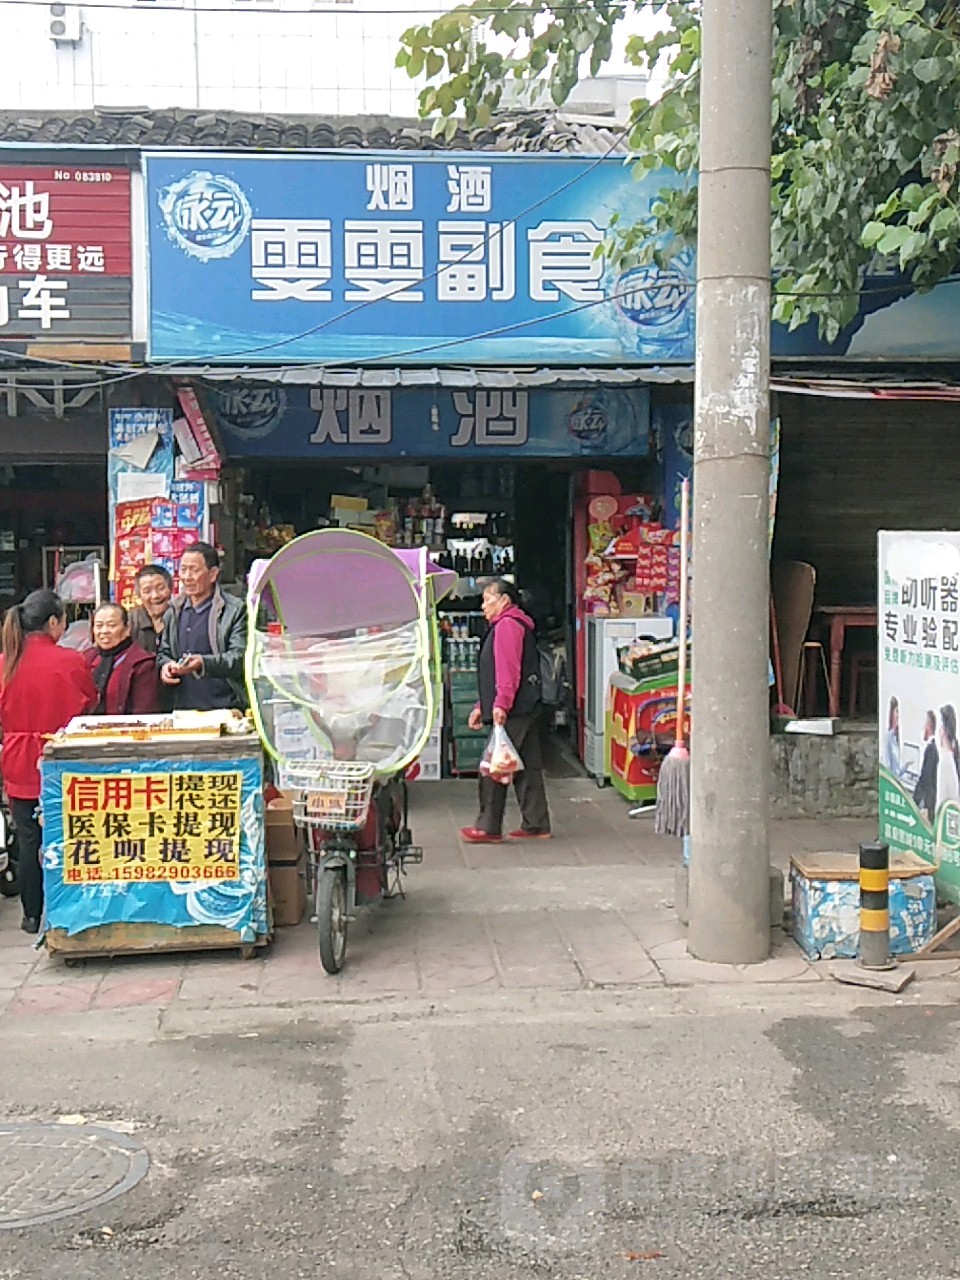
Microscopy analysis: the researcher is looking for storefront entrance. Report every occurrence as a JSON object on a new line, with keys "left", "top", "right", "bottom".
{"left": 205, "top": 375, "right": 670, "bottom": 784}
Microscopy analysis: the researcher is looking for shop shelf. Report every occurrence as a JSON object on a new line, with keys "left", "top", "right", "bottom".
{"left": 448, "top": 669, "right": 479, "bottom": 690}
{"left": 449, "top": 688, "right": 479, "bottom": 706}
{"left": 452, "top": 738, "right": 487, "bottom": 773}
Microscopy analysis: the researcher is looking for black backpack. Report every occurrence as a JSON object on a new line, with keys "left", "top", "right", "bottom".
{"left": 536, "top": 642, "right": 570, "bottom": 709}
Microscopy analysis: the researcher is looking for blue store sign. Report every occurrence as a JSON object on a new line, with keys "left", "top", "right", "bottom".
{"left": 144, "top": 150, "right": 953, "bottom": 366}
{"left": 207, "top": 384, "right": 650, "bottom": 459}
{"left": 145, "top": 151, "right": 692, "bottom": 365}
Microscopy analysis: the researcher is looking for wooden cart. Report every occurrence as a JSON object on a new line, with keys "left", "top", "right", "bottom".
{"left": 40, "top": 731, "right": 271, "bottom": 961}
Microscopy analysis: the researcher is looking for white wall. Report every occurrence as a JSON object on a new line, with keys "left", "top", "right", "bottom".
{"left": 1, "top": 0, "right": 428, "bottom": 115}
{"left": 1, "top": 0, "right": 657, "bottom": 119}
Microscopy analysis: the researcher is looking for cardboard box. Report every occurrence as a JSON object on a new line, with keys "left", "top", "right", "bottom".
{"left": 407, "top": 755, "right": 441, "bottom": 781}
{"left": 330, "top": 494, "right": 368, "bottom": 512}
{"left": 265, "top": 792, "right": 301, "bottom": 863}
{"left": 617, "top": 591, "right": 655, "bottom": 617}
{"left": 269, "top": 854, "right": 307, "bottom": 927}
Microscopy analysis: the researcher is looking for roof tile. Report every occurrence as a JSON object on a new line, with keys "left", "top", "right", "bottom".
{"left": 0, "top": 107, "right": 627, "bottom": 155}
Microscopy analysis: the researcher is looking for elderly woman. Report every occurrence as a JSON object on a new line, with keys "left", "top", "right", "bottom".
{"left": 85, "top": 603, "right": 160, "bottom": 716}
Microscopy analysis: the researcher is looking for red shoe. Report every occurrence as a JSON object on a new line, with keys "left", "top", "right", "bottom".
{"left": 460, "top": 827, "right": 503, "bottom": 844}
{"left": 508, "top": 829, "right": 552, "bottom": 840}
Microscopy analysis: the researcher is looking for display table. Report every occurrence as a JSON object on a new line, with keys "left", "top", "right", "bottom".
{"left": 40, "top": 728, "right": 270, "bottom": 960}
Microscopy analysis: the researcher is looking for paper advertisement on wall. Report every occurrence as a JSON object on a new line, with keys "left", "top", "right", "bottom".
{"left": 878, "top": 530, "right": 960, "bottom": 903}
{"left": 108, "top": 408, "right": 175, "bottom": 599}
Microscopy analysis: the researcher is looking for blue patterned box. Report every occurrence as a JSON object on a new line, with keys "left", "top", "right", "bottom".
{"left": 790, "top": 852, "right": 936, "bottom": 960}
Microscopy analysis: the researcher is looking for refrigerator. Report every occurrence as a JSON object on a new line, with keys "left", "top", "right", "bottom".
{"left": 572, "top": 470, "right": 654, "bottom": 758}
{"left": 584, "top": 614, "right": 674, "bottom": 781}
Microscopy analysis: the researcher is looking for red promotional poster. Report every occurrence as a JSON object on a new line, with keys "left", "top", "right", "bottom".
{"left": 0, "top": 166, "right": 132, "bottom": 341}
{"left": 113, "top": 499, "right": 152, "bottom": 607}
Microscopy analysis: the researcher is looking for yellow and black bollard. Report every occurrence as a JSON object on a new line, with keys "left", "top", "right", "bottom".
{"left": 833, "top": 840, "right": 914, "bottom": 991}
{"left": 858, "top": 840, "right": 895, "bottom": 971}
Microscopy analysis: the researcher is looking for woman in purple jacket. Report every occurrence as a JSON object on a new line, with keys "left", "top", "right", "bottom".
{"left": 85, "top": 603, "right": 160, "bottom": 717}
{"left": 460, "top": 580, "right": 552, "bottom": 844}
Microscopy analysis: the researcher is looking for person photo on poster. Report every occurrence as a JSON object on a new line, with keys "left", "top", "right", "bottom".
{"left": 913, "top": 709, "right": 939, "bottom": 822}
{"left": 883, "top": 695, "right": 902, "bottom": 775}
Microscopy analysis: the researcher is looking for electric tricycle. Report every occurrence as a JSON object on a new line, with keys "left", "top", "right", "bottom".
{"left": 246, "top": 530, "right": 454, "bottom": 973}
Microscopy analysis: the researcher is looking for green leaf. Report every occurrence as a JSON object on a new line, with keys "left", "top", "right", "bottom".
{"left": 862, "top": 220, "right": 888, "bottom": 247}
{"left": 876, "top": 225, "right": 912, "bottom": 253}
{"left": 931, "top": 207, "right": 958, "bottom": 235}
{"left": 913, "top": 56, "right": 945, "bottom": 82}
{"left": 900, "top": 229, "right": 929, "bottom": 264}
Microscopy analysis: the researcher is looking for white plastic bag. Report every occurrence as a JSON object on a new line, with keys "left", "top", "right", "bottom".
{"left": 479, "top": 724, "right": 524, "bottom": 786}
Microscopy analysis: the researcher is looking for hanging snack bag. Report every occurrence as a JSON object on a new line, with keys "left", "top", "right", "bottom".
{"left": 480, "top": 724, "right": 524, "bottom": 785}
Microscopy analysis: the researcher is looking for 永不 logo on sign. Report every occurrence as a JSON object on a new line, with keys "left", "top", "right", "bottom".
{"left": 158, "top": 171, "right": 252, "bottom": 262}
{"left": 212, "top": 386, "right": 287, "bottom": 440}
{"left": 615, "top": 262, "right": 692, "bottom": 331}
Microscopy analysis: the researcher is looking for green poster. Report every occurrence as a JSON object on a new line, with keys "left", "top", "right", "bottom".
{"left": 879, "top": 531, "right": 960, "bottom": 904}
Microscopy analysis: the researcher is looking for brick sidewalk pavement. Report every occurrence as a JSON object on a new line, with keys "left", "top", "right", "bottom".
{"left": 0, "top": 778, "right": 929, "bottom": 1021}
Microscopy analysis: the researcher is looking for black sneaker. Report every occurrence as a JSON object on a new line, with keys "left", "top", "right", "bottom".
{"left": 20, "top": 916, "right": 39, "bottom": 935}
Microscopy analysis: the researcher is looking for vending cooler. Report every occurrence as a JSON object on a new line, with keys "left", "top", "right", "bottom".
{"left": 584, "top": 615, "right": 674, "bottom": 783}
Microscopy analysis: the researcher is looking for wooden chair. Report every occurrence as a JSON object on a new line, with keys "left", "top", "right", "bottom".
{"left": 772, "top": 560, "right": 817, "bottom": 714}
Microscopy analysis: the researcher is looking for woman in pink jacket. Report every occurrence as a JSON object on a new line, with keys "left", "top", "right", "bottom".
{"left": 460, "top": 580, "right": 552, "bottom": 844}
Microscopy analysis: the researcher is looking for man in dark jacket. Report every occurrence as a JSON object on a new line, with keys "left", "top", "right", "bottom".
{"left": 158, "top": 542, "right": 247, "bottom": 711}
{"left": 128, "top": 564, "right": 174, "bottom": 656}
{"left": 914, "top": 708, "right": 939, "bottom": 821}
{"left": 460, "top": 579, "right": 551, "bottom": 844}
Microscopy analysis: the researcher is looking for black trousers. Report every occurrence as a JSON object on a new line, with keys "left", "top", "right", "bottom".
{"left": 11, "top": 797, "right": 43, "bottom": 921}
{"left": 476, "top": 711, "right": 551, "bottom": 837}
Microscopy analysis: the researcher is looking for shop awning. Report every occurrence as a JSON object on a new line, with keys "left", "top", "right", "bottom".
{"left": 167, "top": 365, "right": 695, "bottom": 388}
{"left": 772, "top": 374, "right": 960, "bottom": 400}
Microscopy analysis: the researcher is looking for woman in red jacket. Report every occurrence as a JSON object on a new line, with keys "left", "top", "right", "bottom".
{"left": 0, "top": 589, "right": 98, "bottom": 933}
{"left": 85, "top": 603, "right": 160, "bottom": 718}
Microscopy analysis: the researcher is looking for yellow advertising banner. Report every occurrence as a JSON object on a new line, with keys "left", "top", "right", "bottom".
{"left": 61, "top": 770, "right": 242, "bottom": 884}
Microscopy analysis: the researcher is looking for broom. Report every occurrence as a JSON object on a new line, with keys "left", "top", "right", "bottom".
{"left": 655, "top": 476, "right": 690, "bottom": 837}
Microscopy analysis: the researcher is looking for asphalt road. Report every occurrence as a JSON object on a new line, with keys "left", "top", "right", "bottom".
{"left": 3, "top": 985, "right": 960, "bottom": 1280}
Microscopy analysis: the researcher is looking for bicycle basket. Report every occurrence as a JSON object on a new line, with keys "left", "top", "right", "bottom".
{"left": 285, "top": 760, "right": 375, "bottom": 832}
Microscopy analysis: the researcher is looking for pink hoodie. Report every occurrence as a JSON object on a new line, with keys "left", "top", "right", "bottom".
{"left": 489, "top": 604, "right": 536, "bottom": 715}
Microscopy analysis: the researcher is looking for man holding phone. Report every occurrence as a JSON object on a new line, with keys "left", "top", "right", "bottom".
{"left": 158, "top": 542, "right": 247, "bottom": 711}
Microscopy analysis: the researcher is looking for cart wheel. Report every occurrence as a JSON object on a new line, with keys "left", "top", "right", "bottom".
{"left": 317, "top": 869, "right": 348, "bottom": 975}
{"left": 63, "top": 958, "right": 81, "bottom": 969}
{"left": 0, "top": 865, "right": 18, "bottom": 898}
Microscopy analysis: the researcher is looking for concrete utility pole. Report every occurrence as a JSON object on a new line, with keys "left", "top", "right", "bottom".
{"left": 687, "top": 0, "right": 773, "bottom": 963}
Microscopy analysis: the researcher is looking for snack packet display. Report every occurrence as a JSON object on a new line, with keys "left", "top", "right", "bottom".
{"left": 479, "top": 724, "right": 524, "bottom": 785}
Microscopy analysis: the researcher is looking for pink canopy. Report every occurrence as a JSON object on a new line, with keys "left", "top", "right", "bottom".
{"left": 392, "top": 548, "right": 457, "bottom": 604}
{"left": 249, "top": 531, "right": 455, "bottom": 636}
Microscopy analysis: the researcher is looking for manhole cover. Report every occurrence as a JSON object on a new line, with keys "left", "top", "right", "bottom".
{"left": 0, "top": 1123, "right": 149, "bottom": 1229}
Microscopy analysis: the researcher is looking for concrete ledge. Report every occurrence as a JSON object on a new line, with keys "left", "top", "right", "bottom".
{"left": 770, "top": 727, "right": 876, "bottom": 819}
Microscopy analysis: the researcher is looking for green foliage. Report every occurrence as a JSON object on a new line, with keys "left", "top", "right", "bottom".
{"left": 398, "top": 0, "right": 960, "bottom": 337}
